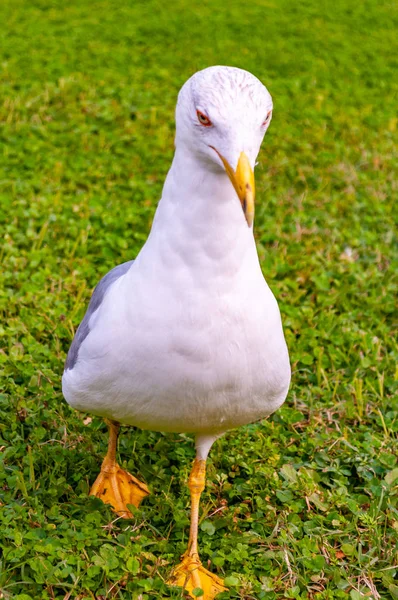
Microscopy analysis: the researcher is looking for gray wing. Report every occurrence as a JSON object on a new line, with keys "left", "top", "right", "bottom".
{"left": 64, "top": 260, "right": 134, "bottom": 371}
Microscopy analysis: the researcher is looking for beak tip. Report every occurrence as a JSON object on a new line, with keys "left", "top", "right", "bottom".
{"left": 212, "top": 148, "right": 255, "bottom": 227}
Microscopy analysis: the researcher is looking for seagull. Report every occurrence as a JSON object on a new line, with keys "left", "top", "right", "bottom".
{"left": 62, "top": 65, "right": 291, "bottom": 599}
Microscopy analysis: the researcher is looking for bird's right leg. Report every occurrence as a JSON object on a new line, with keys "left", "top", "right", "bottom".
{"left": 89, "top": 419, "right": 149, "bottom": 517}
{"left": 168, "top": 435, "right": 226, "bottom": 599}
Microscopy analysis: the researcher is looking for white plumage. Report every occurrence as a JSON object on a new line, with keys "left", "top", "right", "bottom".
{"left": 63, "top": 66, "right": 290, "bottom": 438}
{"left": 62, "top": 65, "right": 291, "bottom": 599}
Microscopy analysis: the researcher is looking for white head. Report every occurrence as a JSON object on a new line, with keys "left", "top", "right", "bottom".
{"left": 175, "top": 66, "right": 273, "bottom": 226}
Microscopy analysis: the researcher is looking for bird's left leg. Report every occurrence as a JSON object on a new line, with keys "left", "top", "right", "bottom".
{"left": 168, "top": 435, "right": 226, "bottom": 600}
{"left": 90, "top": 419, "right": 149, "bottom": 518}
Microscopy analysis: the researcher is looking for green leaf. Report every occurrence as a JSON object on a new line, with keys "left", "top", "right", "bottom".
{"left": 280, "top": 464, "right": 298, "bottom": 483}
{"left": 276, "top": 490, "right": 294, "bottom": 503}
{"left": 311, "top": 555, "right": 325, "bottom": 571}
{"left": 385, "top": 468, "right": 398, "bottom": 486}
{"left": 389, "top": 584, "right": 398, "bottom": 599}
{"left": 200, "top": 521, "right": 215, "bottom": 536}
{"left": 308, "top": 493, "right": 328, "bottom": 511}
{"left": 14, "top": 531, "right": 23, "bottom": 546}
{"left": 126, "top": 557, "right": 140, "bottom": 574}
{"left": 224, "top": 576, "right": 240, "bottom": 586}
{"left": 341, "top": 544, "right": 356, "bottom": 556}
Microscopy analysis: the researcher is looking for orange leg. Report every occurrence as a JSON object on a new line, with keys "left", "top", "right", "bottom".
{"left": 90, "top": 420, "right": 149, "bottom": 518}
{"left": 168, "top": 459, "right": 226, "bottom": 599}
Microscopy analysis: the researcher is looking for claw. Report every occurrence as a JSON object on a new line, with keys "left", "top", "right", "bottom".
{"left": 90, "top": 463, "right": 149, "bottom": 517}
{"left": 168, "top": 553, "right": 226, "bottom": 599}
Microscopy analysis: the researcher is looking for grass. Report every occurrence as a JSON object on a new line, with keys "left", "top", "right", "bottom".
{"left": 0, "top": 0, "right": 397, "bottom": 598}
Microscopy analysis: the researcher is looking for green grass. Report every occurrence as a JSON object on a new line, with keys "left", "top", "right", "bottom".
{"left": 1, "top": 0, "right": 397, "bottom": 598}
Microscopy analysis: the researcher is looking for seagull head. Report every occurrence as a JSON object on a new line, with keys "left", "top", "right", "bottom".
{"left": 175, "top": 66, "right": 273, "bottom": 227}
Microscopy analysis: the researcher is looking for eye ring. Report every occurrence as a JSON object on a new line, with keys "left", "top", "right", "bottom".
{"left": 262, "top": 110, "right": 272, "bottom": 126}
{"left": 196, "top": 110, "right": 212, "bottom": 127}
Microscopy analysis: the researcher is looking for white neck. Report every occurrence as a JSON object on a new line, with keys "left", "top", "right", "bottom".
{"left": 134, "top": 146, "right": 261, "bottom": 283}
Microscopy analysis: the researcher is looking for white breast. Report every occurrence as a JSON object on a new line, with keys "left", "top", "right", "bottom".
{"left": 63, "top": 252, "right": 290, "bottom": 435}
{"left": 62, "top": 151, "right": 291, "bottom": 434}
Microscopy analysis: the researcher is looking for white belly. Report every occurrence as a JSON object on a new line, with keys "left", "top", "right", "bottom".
{"left": 63, "top": 265, "right": 291, "bottom": 435}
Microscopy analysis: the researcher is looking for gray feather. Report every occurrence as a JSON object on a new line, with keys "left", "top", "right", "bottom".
{"left": 64, "top": 260, "right": 134, "bottom": 371}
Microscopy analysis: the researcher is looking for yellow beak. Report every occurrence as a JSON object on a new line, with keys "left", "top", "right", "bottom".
{"left": 211, "top": 149, "right": 255, "bottom": 227}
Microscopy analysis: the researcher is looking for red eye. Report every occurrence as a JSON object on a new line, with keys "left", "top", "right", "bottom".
{"left": 196, "top": 110, "right": 212, "bottom": 127}
{"left": 262, "top": 110, "right": 272, "bottom": 126}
